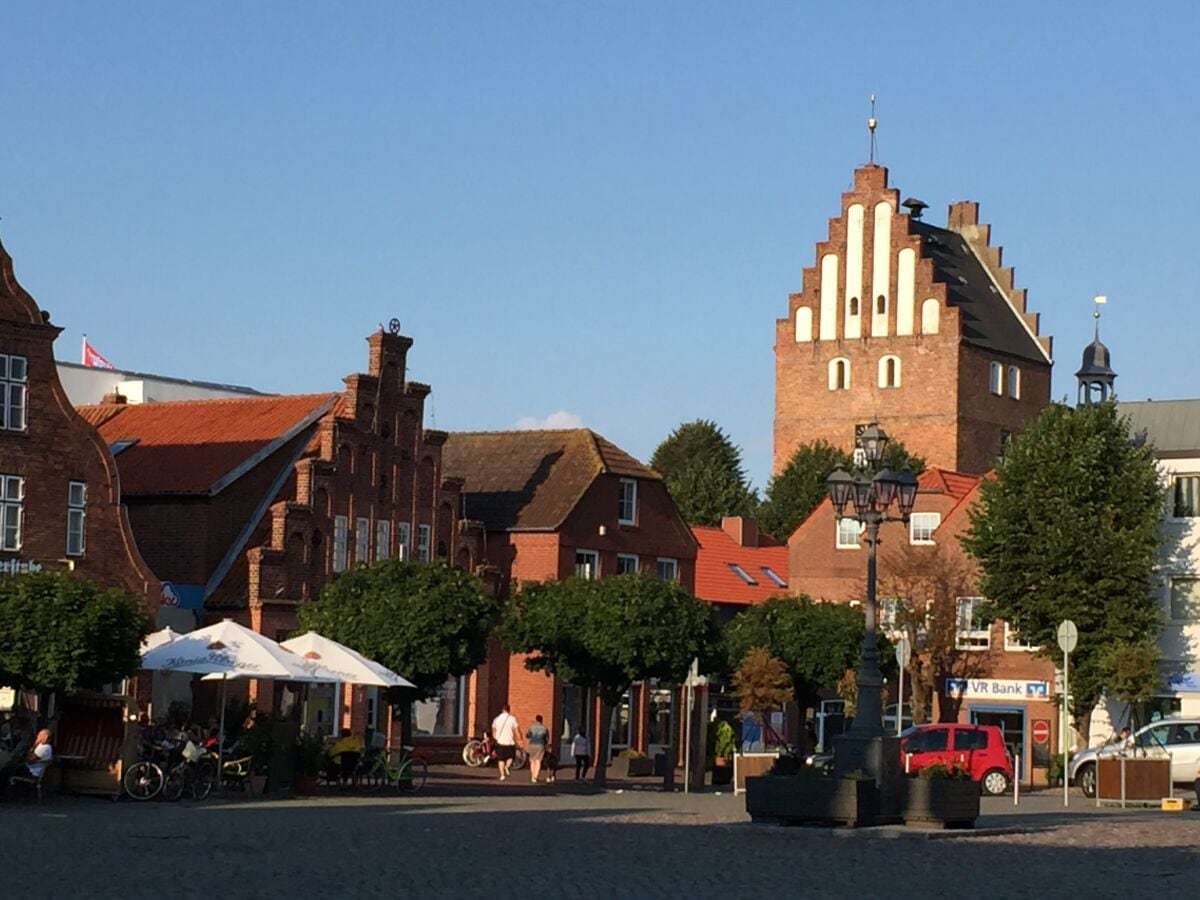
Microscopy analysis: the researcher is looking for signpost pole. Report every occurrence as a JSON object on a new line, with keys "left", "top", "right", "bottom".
{"left": 1057, "top": 620, "right": 1078, "bottom": 809}
{"left": 894, "top": 636, "right": 911, "bottom": 738}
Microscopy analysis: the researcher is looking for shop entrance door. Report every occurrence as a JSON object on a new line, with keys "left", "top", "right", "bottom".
{"left": 971, "top": 707, "right": 1025, "bottom": 782}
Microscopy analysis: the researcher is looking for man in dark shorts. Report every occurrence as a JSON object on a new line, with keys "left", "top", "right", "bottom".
{"left": 491, "top": 705, "right": 520, "bottom": 781}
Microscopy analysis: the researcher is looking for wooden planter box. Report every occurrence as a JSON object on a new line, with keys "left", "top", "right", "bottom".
{"left": 1098, "top": 757, "right": 1171, "bottom": 802}
{"left": 627, "top": 757, "right": 655, "bottom": 777}
{"left": 900, "top": 778, "right": 980, "bottom": 829}
{"left": 745, "top": 775, "right": 878, "bottom": 827}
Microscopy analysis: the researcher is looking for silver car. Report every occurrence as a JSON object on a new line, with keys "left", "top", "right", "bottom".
{"left": 1070, "top": 718, "right": 1200, "bottom": 797}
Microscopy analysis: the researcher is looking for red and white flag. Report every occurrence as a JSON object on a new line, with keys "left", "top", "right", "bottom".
{"left": 81, "top": 337, "right": 114, "bottom": 369}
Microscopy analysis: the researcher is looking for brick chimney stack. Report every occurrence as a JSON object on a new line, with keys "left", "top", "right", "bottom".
{"left": 101, "top": 390, "right": 127, "bottom": 405}
{"left": 721, "top": 516, "right": 758, "bottom": 548}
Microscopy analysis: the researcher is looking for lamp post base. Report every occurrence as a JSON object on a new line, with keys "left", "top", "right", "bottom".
{"left": 833, "top": 733, "right": 902, "bottom": 784}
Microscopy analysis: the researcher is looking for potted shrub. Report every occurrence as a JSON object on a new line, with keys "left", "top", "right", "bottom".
{"left": 625, "top": 750, "right": 654, "bottom": 778}
{"left": 709, "top": 720, "right": 736, "bottom": 786}
{"left": 745, "top": 758, "right": 878, "bottom": 826}
{"left": 900, "top": 762, "right": 979, "bottom": 828}
{"left": 293, "top": 731, "right": 326, "bottom": 796}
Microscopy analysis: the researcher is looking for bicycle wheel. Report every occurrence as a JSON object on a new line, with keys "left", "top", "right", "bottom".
{"left": 462, "top": 740, "right": 485, "bottom": 767}
{"left": 192, "top": 760, "right": 216, "bottom": 800}
{"left": 359, "top": 758, "right": 385, "bottom": 792}
{"left": 511, "top": 748, "right": 528, "bottom": 770}
{"left": 162, "top": 765, "right": 188, "bottom": 802}
{"left": 124, "top": 761, "right": 164, "bottom": 801}
{"left": 397, "top": 757, "right": 428, "bottom": 792}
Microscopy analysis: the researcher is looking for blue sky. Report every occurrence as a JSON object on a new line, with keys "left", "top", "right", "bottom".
{"left": 3, "top": 2, "right": 1196, "bottom": 489}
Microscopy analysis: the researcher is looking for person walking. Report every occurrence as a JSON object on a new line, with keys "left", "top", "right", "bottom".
{"left": 572, "top": 727, "right": 591, "bottom": 782}
{"left": 491, "top": 704, "right": 520, "bottom": 782}
{"left": 526, "top": 714, "right": 549, "bottom": 783}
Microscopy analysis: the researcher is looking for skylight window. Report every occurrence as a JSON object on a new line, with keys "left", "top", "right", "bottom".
{"left": 760, "top": 566, "right": 787, "bottom": 588}
{"left": 727, "top": 563, "right": 757, "bottom": 585}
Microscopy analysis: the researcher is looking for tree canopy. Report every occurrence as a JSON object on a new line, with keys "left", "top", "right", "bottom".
{"left": 724, "top": 596, "right": 866, "bottom": 709}
{"left": 758, "top": 439, "right": 926, "bottom": 542}
{"left": 731, "top": 647, "right": 793, "bottom": 723}
{"left": 650, "top": 420, "right": 756, "bottom": 525}
{"left": 299, "top": 558, "right": 499, "bottom": 697}
{"left": 962, "top": 401, "right": 1165, "bottom": 734}
{"left": 0, "top": 572, "right": 151, "bottom": 693}
{"left": 500, "top": 573, "right": 713, "bottom": 784}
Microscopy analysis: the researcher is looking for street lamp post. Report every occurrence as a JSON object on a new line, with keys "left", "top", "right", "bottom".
{"left": 826, "top": 422, "right": 917, "bottom": 776}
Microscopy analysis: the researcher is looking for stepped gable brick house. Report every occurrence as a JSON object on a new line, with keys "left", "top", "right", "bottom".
{"left": 691, "top": 516, "right": 789, "bottom": 620}
{"left": 0, "top": 237, "right": 159, "bottom": 604}
{"left": 79, "top": 326, "right": 479, "bottom": 730}
{"left": 442, "top": 429, "right": 697, "bottom": 762}
{"left": 774, "top": 164, "right": 1053, "bottom": 476}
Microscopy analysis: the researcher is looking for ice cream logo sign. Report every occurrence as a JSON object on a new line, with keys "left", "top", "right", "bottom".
{"left": 945, "top": 678, "right": 1049, "bottom": 700}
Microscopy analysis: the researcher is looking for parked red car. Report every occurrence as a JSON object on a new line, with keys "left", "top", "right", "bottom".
{"left": 899, "top": 723, "right": 1013, "bottom": 795}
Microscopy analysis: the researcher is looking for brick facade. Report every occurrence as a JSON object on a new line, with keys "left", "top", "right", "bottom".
{"left": 0, "top": 238, "right": 159, "bottom": 606}
{"left": 773, "top": 164, "right": 1052, "bottom": 476}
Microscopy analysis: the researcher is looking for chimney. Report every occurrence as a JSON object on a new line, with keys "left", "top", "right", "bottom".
{"left": 721, "top": 516, "right": 758, "bottom": 548}
{"left": 101, "top": 390, "right": 127, "bottom": 405}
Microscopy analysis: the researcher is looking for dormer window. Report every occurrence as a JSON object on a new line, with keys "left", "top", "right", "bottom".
{"left": 618, "top": 478, "right": 637, "bottom": 524}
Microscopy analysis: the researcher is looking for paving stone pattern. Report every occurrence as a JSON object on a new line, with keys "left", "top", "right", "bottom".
{"left": 2, "top": 784, "right": 1197, "bottom": 898}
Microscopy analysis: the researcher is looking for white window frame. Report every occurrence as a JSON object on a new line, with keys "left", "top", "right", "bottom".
{"left": 956, "top": 597, "right": 991, "bottom": 650}
{"left": 616, "top": 553, "right": 639, "bottom": 575}
{"left": 1170, "top": 476, "right": 1200, "bottom": 519}
{"left": 836, "top": 516, "right": 864, "bottom": 549}
{"left": 877, "top": 355, "right": 901, "bottom": 389}
{"left": 908, "top": 512, "right": 941, "bottom": 545}
{"left": 656, "top": 557, "right": 678, "bottom": 582}
{"left": 0, "top": 354, "right": 27, "bottom": 432}
{"left": 0, "top": 474, "right": 23, "bottom": 551}
{"left": 989, "top": 361, "right": 1003, "bottom": 396}
{"left": 332, "top": 515, "right": 349, "bottom": 572}
{"left": 576, "top": 549, "right": 599, "bottom": 580}
{"left": 728, "top": 562, "right": 757, "bottom": 585}
{"left": 618, "top": 478, "right": 637, "bottom": 525}
{"left": 355, "top": 516, "right": 370, "bottom": 564}
{"left": 67, "top": 481, "right": 87, "bottom": 557}
{"left": 760, "top": 566, "right": 787, "bottom": 588}
{"left": 397, "top": 521, "right": 411, "bottom": 560}
{"left": 1007, "top": 365, "right": 1020, "bottom": 400}
{"left": 417, "top": 524, "right": 431, "bottom": 562}
{"left": 1003, "top": 622, "right": 1038, "bottom": 651}
{"left": 828, "top": 357, "right": 851, "bottom": 391}
{"left": 1169, "top": 577, "right": 1200, "bottom": 624}
{"left": 376, "top": 519, "right": 391, "bottom": 561}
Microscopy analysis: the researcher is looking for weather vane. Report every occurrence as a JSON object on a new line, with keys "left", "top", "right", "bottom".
{"left": 1093, "top": 294, "right": 1106, "bottom": 336}
{"left": 868, "top": 93, "right": 878, "bottom": 164}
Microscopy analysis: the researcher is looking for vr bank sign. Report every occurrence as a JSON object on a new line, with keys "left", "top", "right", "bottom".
{"left": 945, "top": 678, "right": 1049, "bottom": 700}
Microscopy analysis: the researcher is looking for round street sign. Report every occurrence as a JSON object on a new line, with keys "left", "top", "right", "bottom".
{"left": 1057, "top": 620, "right": 1079, "bottom": 654}
{"left": 895, "top": 635, "right": 912, "bottom": 668}
{"left": 1032, "top": 721, "right": 1051, "bottom": 744}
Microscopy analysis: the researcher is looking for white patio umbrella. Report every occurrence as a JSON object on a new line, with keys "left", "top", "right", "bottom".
{"left": 139, "top": 619, "right": 342, "bottom": 780}
{"left": 140, "top": 625, "right": 182, "bottom": 653}
{"left": 279, "top": 632, "right": 415, "bottom": 689}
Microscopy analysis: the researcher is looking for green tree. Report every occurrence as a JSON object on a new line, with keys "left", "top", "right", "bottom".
{"left": 724, "top": 596, "right": 865, "bottom": 711}
{"left": 299, "top": 558, "right": 499, "bottom": 697}
{"left": 501, "top": 573, "right": 712, "bottom": 787}
{"left": 651, "top": 420, "right": 756, "bottom": 525}
{"left": 962, "top": 401, "right": 1165, "bottom": 739}
{"left": 0, "top": 572, "right": 151, "bottom": 693}
{"left": 758, "top": 439, "right": 925, "bottom": 541}
{"left": 731, "top": 647, "right": 794, "bottom": 728}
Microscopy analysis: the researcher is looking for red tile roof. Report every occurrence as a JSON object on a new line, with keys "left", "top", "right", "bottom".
{"left": 77, "top": 393, "right": 337, "bottom": 495}
{"left": 692, "top": 525, "right": 790, "bottom": 605}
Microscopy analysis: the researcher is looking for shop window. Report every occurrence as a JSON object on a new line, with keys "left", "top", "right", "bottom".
{"left": 66, "top": 481, "right": 86, "bottom": 557}
{"left": 412, "top": 675, "right": 465, "bottom": 736}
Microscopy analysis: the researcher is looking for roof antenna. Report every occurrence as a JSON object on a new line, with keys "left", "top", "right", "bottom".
{"left": 867, "top": 93, "right": 878, "bottom": 164}
{"left": 1093, "top": 293, "right": 1106, "bottom": 339}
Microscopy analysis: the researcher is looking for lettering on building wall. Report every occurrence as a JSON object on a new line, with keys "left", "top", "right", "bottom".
{"left": 945, "top": 678, "right": 1049, "bottom": 700}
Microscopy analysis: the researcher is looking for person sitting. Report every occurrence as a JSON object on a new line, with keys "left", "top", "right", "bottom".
{"left": 326, "top": 729, "right": 362, "bottom": 785}
{"left": 24, "top": 728, "right": 53, "bottom": 779}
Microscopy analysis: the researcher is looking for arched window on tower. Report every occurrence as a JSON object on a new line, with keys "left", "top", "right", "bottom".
{"left": 1007, "top": 365, "right": 1020, "bottom": 399}
{"left": 989, "top": 361, "right": 1004, "bottom": 395}
{"left": 828, "top": 357, "right": 850, "bottom": 391}
{"left": 921, "top": 298, "right": 940, "bottom": 334}
{"left": 848, "top": 296, "right": 859, "bottom": 317}
{"left": 878, "top": 355, "right": 901, "bottom": 388}
{"left": 876, "top": 295, "right": 887, "bottom": 316}
{"left": 795, "top": 307, "right": 813, "bottom": 342}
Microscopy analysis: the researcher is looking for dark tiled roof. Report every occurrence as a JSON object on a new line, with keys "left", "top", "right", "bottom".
{"left": 78, "top": 393, "right": 337, "bottom": 494}
{"left": 911, "top": 221, "right": 1047, "bottom": 364}
{"left": 442, "top": 429, "right": 660, "bottom": 530}
{"left": 1119, "top": 399, "right": 1200, "bottom": 456}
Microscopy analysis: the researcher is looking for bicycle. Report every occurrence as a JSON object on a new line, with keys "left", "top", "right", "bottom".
{"left": 358, "top": 744, "right": 429, "bottom": 792}
{"left": 123, "top": 740, "right": 178, "bottom": 801}
{"left": 162, "top": 746, "right": 217, "bottom": 801}
{"left": 462, "top": 734, "right": 527, "bottom": 771}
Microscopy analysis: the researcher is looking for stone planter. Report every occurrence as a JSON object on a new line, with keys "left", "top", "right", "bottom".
{"left": 745, "top": 774, "right": 878, "bottom": 827}
{"left": 900, "top": 777, "right": 980, "bottom": 828}
{"left": 627, "top": 757, "right": 655, "bottom": 777}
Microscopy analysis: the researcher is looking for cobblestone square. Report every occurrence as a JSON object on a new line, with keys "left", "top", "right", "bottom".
{"left": 4, "top": 778, "right": 1197, "bottom": 899}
